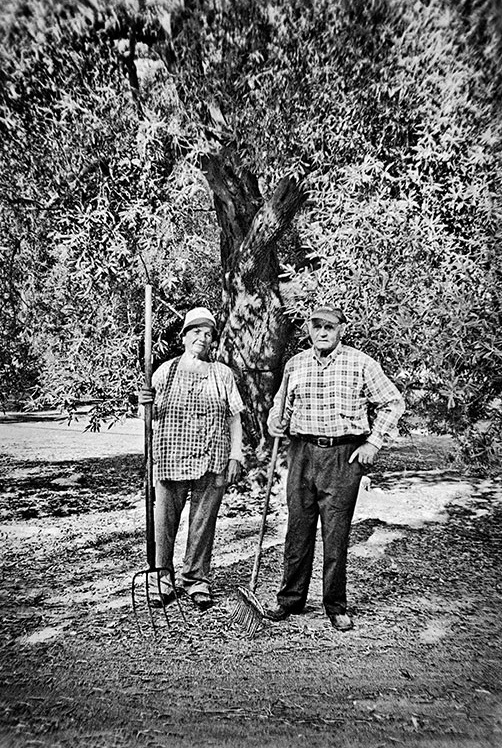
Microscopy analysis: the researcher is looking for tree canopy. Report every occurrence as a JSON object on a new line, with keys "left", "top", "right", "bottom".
{"left": 1, "top": 0, "right": 501, "bottom": 462}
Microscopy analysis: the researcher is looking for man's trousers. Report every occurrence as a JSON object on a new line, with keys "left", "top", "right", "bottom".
{"left": 277, "top": 437, "right": 364, "bottom": 616}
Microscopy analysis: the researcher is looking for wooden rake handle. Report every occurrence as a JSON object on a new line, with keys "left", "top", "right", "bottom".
{"left": 249, "top": 371, "right": 290, "bottom": 593}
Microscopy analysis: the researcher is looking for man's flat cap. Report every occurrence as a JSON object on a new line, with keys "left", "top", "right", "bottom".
{"left": 309, "top": 305, "right": 347, "bottom": 325}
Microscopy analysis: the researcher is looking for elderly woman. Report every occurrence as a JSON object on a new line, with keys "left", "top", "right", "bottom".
{"left": 139, "top": 307, "right": 244, "bottom": 610}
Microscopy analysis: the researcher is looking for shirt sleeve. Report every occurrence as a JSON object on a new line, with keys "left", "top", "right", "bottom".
{"left": 267, "top": 363, "right": 294, "bottom": 428}
{"left": 151, "top": 361, "right": 175, "bottom": 421}
{"left": 363, "top": 358, "right": 405, "bottom": 450}
{"left": 221, "top": 365, "right": 245, "bottom": 416}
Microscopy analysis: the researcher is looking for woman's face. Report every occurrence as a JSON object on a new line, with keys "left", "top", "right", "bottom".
{"left": 183, "top": 324, "right": 214, "bottom": 360}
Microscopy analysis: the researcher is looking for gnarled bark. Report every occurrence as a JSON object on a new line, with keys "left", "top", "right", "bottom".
{"left": 202, "top": 161, "right": 307, "bottom": 446}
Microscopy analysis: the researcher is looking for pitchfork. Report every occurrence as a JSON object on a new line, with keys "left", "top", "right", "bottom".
{"left": 131, "top": 284, "right": 187, "bottom": 638}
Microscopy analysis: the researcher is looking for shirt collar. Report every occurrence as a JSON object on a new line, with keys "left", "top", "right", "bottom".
{"left": 312, "top": 342, "right": 343, "bottom": 365}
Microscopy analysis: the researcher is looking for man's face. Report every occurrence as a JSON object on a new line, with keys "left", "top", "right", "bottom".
{"left": 183, "top": 324, "right": 214, "bottom": 359}
{"left": 308, "top": 318, "right": 344, "bottom": 355}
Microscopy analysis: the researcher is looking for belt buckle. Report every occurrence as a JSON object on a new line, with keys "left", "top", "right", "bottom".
{"left": 317, "top": 437, "right": 330, "bottom": 447}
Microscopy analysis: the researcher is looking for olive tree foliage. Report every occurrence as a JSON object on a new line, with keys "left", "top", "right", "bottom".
{"left": 274, "top": 0, "right": 502, "bottom": 466}
{"left": 152, "top": 0, "right": 502, "bottom": 461}
{"left": 176, "top": 0, "right": 500, "bottom": 463}
{"left": 1, "top": 0, "right": 501, "bottom": 461}
{"left": 0, "top": 0, "right": 222, "bottom": 422}
{"left": 0, "top": 0, "right": 309, "bottom": 439}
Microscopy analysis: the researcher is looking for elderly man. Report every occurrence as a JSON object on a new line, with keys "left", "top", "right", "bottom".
{"left": 139, "top": 307, "right": 244, "bottom": 610}
{"left": 265, "top": 304, "right": 405, "bottom": 631}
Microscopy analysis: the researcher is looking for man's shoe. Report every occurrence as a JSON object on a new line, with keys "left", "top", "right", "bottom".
{"left": 329, "top": 613, "right": 354, "bottom": 632}
{"left": 264, "top": 604, "right": 290, "bottom": 621}
{"left": 191, "top": 592, "right": 213, "bottom": 611}
{"left": 150, "top": 590, "right": 176, "bottom": 609}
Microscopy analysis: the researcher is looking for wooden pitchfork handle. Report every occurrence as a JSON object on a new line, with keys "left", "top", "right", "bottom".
{"left": 144, "top": 284, "right": 156, "bottom": 570}
{"left": 249, "top": 371, "right": 290, "bottom": 594}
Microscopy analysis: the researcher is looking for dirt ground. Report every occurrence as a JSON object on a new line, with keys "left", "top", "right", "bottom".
{"left": 0, "top": 415, "right": 501, "bottom": 748}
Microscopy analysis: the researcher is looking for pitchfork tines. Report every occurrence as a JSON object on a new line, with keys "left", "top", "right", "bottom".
{"left": 132, "top": 566, "right": 188, "bottom": 640}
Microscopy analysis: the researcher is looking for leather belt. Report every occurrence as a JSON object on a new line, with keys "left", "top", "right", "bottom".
{"left": 297, "top": 434, "right": 366, "bottom": 448}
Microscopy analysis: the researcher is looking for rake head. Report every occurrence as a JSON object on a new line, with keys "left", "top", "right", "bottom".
{"left": 230, "top": 586, "right": 265, "bottom": 638}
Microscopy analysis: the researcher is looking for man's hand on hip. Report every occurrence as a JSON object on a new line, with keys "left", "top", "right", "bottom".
{"left": 348, "top": 442, "right": 379, "bottom": 465}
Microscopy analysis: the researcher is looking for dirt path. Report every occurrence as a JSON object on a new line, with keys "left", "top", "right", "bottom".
{"left": 0, "top": 418, "right": 501, "bottom": 747}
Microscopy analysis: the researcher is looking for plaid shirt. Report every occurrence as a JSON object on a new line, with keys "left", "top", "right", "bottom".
{"left": 268, "top": 344, "right": 404, "bottom": 449}
{"left": 152, "top": 360, "right": 244, "bottom": 481}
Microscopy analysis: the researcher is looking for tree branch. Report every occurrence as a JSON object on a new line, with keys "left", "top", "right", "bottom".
{"left": 238, "top": 175, "right": 308, "bottom": 289}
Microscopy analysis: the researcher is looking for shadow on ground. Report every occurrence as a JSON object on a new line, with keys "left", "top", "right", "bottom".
{"left": 0, "top": 424, "right": 501, "bottom": 747}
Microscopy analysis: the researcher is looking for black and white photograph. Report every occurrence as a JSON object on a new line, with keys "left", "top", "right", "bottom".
{"left": 0, "top": 0, "right": 501, "bottom": 746}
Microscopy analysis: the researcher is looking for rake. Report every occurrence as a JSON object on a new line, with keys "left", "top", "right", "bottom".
{"left": 131, "top": 284, "right": 187, "bottom": 638}
{"left": 230, "top": 372, "right": 290, "bottom": 637}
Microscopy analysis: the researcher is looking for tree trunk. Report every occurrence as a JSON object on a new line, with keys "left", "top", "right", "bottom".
{"left": 127, "top": 6, "right": 308, "bottom": 445}
{"left": 202, "top": 154, "right": 307, "bottom": 446}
